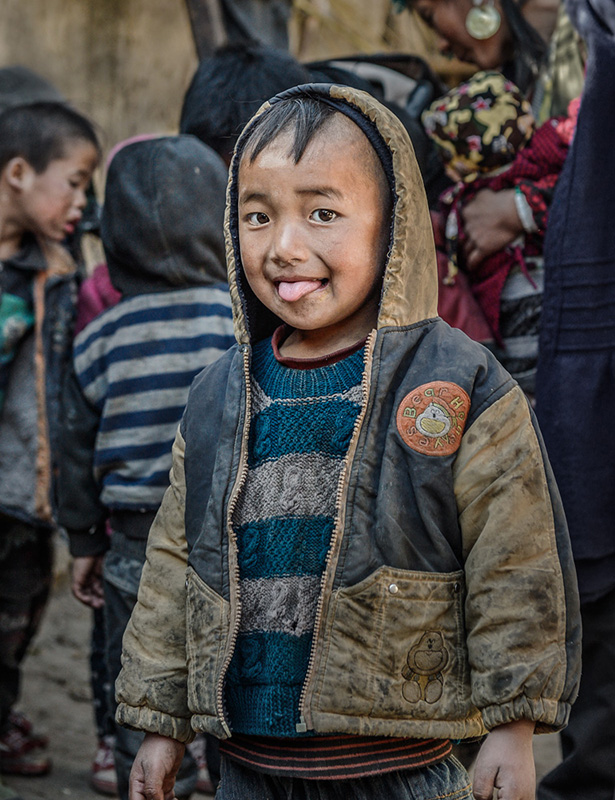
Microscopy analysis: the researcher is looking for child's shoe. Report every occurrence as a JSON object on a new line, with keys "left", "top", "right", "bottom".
{"left": 6, "top": 712, "right": 49, "bottom": 750}
{"left": 187, "top": 734, "right": 215, "bottom": 795}
{"left": 0, "top": 715, "right": 51, "bottom": 777}
{"left": 90, "top": 736, "right": 118, "bottom": 796}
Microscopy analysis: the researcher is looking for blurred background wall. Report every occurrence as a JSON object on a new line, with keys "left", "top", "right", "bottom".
{"left": 0, "top": 0, "right": 469, "bottom": 160}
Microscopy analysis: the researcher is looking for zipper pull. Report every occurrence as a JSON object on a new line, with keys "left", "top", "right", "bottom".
{"left": 221, "top": 719, "right": 232, "bottom": 738}
{"left": 296, "top": 716, "right": 308, "bottom": 734}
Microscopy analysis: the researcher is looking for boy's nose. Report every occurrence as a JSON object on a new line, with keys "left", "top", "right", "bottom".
{"left": 75, "top": 187, "right": 88, "bottom": 210}
{"left": 272, "top": 222, "right": 309, "bottom": 265}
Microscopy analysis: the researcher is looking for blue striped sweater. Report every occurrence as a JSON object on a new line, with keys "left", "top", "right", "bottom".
{"left": 226, "top": 335, "right": 365, "bottom": 736}
{"left": 73, "top": 284, "right": 235, "bottom": 511}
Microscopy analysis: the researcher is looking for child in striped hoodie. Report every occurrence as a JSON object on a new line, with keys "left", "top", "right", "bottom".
{"left": 56, "top": 135, "right": 236, "bottom": 800}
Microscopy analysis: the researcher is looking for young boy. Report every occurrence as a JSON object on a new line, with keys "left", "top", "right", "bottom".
{"left": 0, "top": 102, "right": 99, "bottom": 786}
{"left": 116, "top": 85, "right": 580, "bottom": 800}
{"left": 56, "top": 135, "right": 237, "bottom": 799}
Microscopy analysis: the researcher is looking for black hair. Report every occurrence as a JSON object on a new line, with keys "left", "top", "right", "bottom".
{"left": 242, "top": 97, "right": 339, "bottom": 164}
{"left": 500, "top": 0, "right": 547, "bottom": 93}
{"left": 0, "top": 101, "right": 100, "bottom": 174}
{"left": 179, "top": 42, "right": 312, "bottom": 162}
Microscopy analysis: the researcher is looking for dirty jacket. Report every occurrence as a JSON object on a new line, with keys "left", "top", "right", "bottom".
{"left": 0, "top": 237, "right": 77, "bottom": 528}
{"left": 116, "top": 85, "right": 581, "bottom": 744}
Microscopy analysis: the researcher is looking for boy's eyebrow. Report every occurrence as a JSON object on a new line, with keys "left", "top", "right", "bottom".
{"left": 296, "top": 186, "right": 343, "bottom": 201}
{"left": 239, "top": 190, "right": 269, "bottom": 205}
{"left": 239, "top": 186, "right": 343, "bottom": 204}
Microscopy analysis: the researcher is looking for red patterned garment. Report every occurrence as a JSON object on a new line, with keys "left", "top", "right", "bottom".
{"left": 437, "top": 117, "right": 570, "bottom": 341}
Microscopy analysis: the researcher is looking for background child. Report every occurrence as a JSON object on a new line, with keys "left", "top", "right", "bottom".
{"left": 56, "top": 135, "right": 236, "bottom": 800}
{"left": 422, "top": 71, "right": 570, "bottom": 395}
{"left": 116, "top": 85, "right": 580, "bottom": 800}
{"left": 0, "top": 102, "right": 99, "bottom": 794}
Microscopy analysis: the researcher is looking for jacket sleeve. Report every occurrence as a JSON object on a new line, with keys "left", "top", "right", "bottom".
{"left": 452, "top": 384, "right": 581, "bottom": 733}
{"left": 57, "top": 365, "right": 108, "bottom": 556}
{"left": 115, "top": 428, "right": 195, "bottom": 743}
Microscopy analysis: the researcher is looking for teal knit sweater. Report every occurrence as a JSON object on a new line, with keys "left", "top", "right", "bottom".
{"left": 226, "top": 334, "right": 365, "bottom": 736}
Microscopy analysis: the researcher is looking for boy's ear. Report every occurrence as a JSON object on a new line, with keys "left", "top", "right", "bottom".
{"left": 5, "top": 157, "right": 36, "bottom": 192}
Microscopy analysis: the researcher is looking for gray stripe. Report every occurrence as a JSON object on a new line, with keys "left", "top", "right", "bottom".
{"left": 105, "top": 386, "right": 191, "bottom": 417}
{"left": 82, "top": 347, "right": 226, "bottom": 406}
{"left": 501, "top": 263, "right": 544, "bottom": 301}
{"left": 234, "top": 452, "right": 342, "bottom": 526}
{"left": 499, "top": 334, "right": 539, "bottom": 359}
{"left": 75, "top": 286, "right": 232, "bottom": 342}
{"left": 239, "top": 575, "right": 320, "bottom": 637}
{"left": 96, "top": 421, "right": 179, "bottom": 452}
{"left": 251, "top": 378, "right": 362, "bottom": 415}
{"left": 100, "top": 483, "right": 165, "bottom": 508}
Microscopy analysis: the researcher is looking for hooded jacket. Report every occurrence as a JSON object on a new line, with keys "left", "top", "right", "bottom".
{"left": 116, "top": 86, "right": 580, "bottom": 743}
{"left": 57, "top": 136, "right": 236, "bottom": 554}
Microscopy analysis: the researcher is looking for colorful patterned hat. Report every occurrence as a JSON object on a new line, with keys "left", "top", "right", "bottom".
{"left": 422, "top": 71, "right": 534, "bottom": 181}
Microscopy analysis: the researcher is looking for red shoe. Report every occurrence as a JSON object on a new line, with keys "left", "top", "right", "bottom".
{"left": 6, "top": 712, "right": 49, "bottom": 751}
{"left": 90, "top": 736, "right": 117, "bottom": 796}
{"left": 0, "top": 727, "right": 51, "bottom": 777}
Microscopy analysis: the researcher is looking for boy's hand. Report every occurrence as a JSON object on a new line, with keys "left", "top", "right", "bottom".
{"left": 129, "top": 733, "right": 185, "bottom": 800}
{"left": 71, "top": 555, "right": 105, "bottom": 608}
{"left": 472, "top": 719, "right": 536, "bottom": 800}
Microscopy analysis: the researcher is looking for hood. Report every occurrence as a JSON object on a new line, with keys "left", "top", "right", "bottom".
{"left": 102, "top": 135, "right": 228, "bottom": 296}
{"left": 224, "top": 83, "right": 438, "bottom": 345}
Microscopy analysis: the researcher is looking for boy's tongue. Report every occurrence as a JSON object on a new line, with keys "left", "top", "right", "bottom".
{"left": 277, "top": 280, "right": 321, "bottom": 302}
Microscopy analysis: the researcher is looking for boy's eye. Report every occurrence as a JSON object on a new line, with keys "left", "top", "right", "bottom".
{"left": 246, "top": 212, "right": 270, "bottom": 226}
{"left": 310, "top": 209, "right": 337, "bottom": 223}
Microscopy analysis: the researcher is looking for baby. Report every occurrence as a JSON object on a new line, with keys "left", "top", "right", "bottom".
{"left": 423, "top": 70, "right": 570, "bottom": 394}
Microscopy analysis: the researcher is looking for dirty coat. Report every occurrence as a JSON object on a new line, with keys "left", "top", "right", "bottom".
{"left": 116, "top": 84, "right": 581, "bottom": 744}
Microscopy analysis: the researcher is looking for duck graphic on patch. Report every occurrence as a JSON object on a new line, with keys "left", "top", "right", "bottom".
{"left": 396, "top": 381, "right": 470, "bottom": 456}
{"left": 416, "top": 402, "right": 452, "bottom": 438}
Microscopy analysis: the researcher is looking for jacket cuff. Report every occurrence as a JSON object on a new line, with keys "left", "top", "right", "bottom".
{"left": 115, "top": 703, "right": 195, "bottom": 744}
{"left": 481, "top": 696, "right": 571, "bottom": 734}
{"left": 66, "top": 525, "right": 110, "bottom": 558}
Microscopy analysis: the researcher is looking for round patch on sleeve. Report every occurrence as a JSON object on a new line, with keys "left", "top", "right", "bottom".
{"left": 396, "top": 382, "right": 471, "bottom": 456}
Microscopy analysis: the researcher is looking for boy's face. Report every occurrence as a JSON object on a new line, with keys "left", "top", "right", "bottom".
{"left": 15, "top": 139, "right": 99, "bottom": 242}
{"left": 238, "top": 116, "right": 390, "bottom": 348}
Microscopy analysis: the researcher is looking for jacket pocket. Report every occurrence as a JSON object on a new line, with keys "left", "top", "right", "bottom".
{"left": 185, "top": 566, "right": 230, "bottom": 718}
{"left": 314, "top": 567, "right": 473, "bottom": 722}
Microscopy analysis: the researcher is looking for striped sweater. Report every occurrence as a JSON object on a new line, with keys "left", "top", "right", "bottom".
{"left": 222, "top": 330, "right": 452, "bottom": 778}
{"left": 226, "top": 333, "right": 365, "bottom": 737}
{"left": 73, "top": 283, "right": 234, "bottom": 511}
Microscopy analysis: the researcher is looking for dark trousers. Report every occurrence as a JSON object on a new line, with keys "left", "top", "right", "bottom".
{"left": 90, "top": 605, "right": 115, "bottom": 741}
{"left": 215, "top": 755, "right": 472, "bottom": 800}
{"left": 0, "top": 519, "right": 52, "bottom": 731}
{"left": 103, "top": 531, "right": 197, "bottom": 800}
{"left": 538, "top": 586, "right": 615, "bottom": 800}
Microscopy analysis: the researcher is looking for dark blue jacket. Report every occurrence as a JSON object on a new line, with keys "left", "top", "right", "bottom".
{"left": 536, "top": 0, "right": 615, "bottom": 603}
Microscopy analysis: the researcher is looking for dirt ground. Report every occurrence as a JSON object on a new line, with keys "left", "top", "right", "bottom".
{"left": 4, "top": 537, "right": 563, "bottom": 799}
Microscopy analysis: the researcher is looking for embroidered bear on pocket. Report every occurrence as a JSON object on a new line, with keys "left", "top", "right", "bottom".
{"left": 401, "top": 631, "right": 450, "bottom": 704}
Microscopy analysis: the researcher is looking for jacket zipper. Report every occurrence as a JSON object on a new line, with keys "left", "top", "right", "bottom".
{"left": 297, "top": 330, "right": 377, "bottom": 733}
{"left": 215, "top": 344, "right": 252, "bottom": 738}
